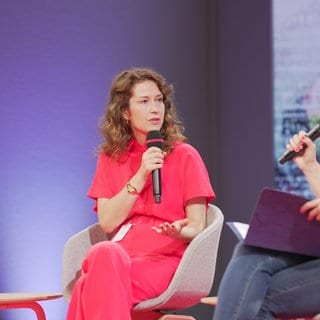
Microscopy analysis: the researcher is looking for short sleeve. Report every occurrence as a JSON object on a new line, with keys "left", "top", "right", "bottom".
{"left": 179, "top": 144, "right": 215, "bottom": 205}
{"left": 87, "top": 153, "right": 114, "bottom": 211}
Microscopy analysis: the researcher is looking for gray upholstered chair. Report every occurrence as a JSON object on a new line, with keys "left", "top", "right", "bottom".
{"left": 62, "top": 204, "right": 224, "bottom": 320}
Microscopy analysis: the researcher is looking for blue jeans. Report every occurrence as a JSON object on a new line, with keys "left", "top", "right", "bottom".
{"left": 257, "top": 258, "right": 320, "bottom": 319}
{"left": 213, "top": 242, "right": 318, "bottom": 320}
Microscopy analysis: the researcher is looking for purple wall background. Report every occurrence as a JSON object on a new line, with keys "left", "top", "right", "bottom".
{"left": 0, "top": 1, "right": 273, "bottom": 319}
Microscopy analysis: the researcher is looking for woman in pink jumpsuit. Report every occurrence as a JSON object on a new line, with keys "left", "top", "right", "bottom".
{"left": 66, "top": 67, "right": 216, "bottom": 320}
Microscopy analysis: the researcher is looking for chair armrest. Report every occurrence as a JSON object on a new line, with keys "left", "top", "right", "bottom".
{"left": 133, "top": 204, "right": 224, "bottom": 311}
{"left": 62, "top": 223, "right": 109, "bottom": 302}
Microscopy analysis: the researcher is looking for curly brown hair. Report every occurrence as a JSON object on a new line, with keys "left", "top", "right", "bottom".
{"left": 98, "top": 67, "right": 187, "bottom": 159}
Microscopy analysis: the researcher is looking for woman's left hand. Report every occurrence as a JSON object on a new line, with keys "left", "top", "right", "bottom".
{"left": 152, "top": 219, "right": 188, "bottom": 239}
{"left": 300, "top": 198, "right": 320, "bottom": 222}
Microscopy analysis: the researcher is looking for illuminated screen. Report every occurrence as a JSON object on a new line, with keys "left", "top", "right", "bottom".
{"left": 273, "top": 0, "right": 320, "bottom": 198}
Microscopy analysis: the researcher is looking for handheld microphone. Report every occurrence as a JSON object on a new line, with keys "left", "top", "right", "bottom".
{"left": 146, "top": 130, "right": 164, "bottom": 203}
{"left": 278, "top": 123, "right": 320, "bottom": 164}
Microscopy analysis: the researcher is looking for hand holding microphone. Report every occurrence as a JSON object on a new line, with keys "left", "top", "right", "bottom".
{"left": 278, "top": 123, "right": 320, "bottom": 164}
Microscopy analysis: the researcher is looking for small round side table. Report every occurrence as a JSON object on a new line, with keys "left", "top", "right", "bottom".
{"left": 0, "top": 291, "right": 63, "bottom": 320}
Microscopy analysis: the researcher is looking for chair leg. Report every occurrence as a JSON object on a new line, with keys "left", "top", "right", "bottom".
{"left": 158, "top": 315, "right": 196, "bottom": 320}
{"left": 131, "top": 311, "right": 196, "bottom": 320}
{"left": 131, "top": 310, "right": 162, "bottom": 320}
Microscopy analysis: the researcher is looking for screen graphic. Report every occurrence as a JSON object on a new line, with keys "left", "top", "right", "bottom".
{"left": 273, "top": 0, "right": 320, "bottom": 198}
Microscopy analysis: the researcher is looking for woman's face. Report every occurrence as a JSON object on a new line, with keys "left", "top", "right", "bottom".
{"left": 124, "top": 80, "right": 165, "bottom": 144}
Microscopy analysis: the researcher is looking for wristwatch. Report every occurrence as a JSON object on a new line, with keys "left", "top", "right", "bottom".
{"left": 126, "top": 181, "right": 139, "bottom": 195}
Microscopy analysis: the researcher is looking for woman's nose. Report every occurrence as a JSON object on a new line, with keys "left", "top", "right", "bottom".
{"left": 150, "top": 101, "right": 160, "bottom": 112}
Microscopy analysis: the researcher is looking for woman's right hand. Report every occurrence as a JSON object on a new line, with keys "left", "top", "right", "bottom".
{"left": 138, "top": 146, "right": 166, "bottom": 178}
{"left": 287, "top": 130, "right": 320, "bottom": 199}
{"left": 286, "top": 131, "right": 317, "bottom": 171}
{"left": 126, "top": 146, "right": 166, "bottom": 196}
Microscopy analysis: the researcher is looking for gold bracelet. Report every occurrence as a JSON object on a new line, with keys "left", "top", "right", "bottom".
{"left": 126, "top": 181, "right": 139, "bottom": 195}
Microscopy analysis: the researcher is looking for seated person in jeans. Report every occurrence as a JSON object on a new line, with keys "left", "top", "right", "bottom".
{"left": 213, "top": 130, "right": 320, "bottom": 320}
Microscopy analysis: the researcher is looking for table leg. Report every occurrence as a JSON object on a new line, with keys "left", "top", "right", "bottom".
{"left": 0, "top": 301, "right": 46, "bottom": 320}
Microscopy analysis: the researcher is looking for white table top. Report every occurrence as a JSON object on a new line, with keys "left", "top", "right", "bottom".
{"left": 0, "top": 292, "right": 62, "bottom": 303}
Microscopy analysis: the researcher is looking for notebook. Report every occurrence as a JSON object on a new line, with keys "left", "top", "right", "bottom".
{"left": 243, "top": 188, "right": 320, "bottom": 257}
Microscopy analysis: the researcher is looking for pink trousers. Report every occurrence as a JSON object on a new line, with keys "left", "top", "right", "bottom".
{"left": 66, "top": 241, "right": 179, "bottom": 320}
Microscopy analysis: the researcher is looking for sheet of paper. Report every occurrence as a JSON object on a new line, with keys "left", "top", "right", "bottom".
{"left": 226, "top": 221, "right": 249, "bottom": 240}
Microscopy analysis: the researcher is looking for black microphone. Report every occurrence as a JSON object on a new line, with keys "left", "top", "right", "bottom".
{"left": 278, "top": 123, "right": 320, "bottom": 164}
{"left": 146, "top": 130, "right": 164, "bottom": 203}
